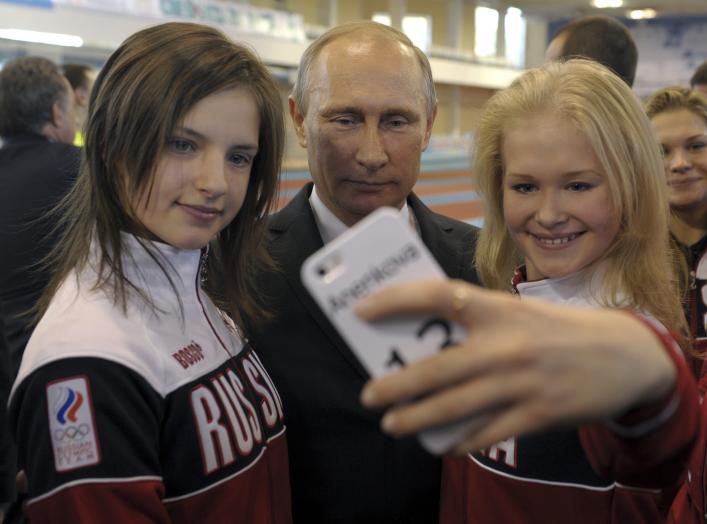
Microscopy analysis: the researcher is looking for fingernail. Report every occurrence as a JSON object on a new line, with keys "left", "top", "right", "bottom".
{"left": 353, "top": 301, "right": 370, "bottom": 317}
{"left": 381, "top": 413, "right": 397, "bottom": 433}
{"left": 360, "top": 386, "right": 376, "bottom": 406}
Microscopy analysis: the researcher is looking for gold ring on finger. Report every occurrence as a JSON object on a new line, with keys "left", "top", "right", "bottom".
{"left": 451, "top": 284, "right": 472, "bottom": 317}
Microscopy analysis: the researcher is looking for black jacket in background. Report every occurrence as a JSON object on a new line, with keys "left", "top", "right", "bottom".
{"left": 0, "top": 133, "right": 80, "bottom": 377}
{"left": 0, "top": 311, "right": 15, "bottom": 508}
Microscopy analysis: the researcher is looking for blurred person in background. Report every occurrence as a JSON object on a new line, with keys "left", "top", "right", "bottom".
{"left": 647, "top": 86, "right": 707, "bottom": 524}
{"left": 0, "top": 312, "right": 15, "bottom": 522}
{"left": 0, "top": 55, "right": 75, "bottom": 524}
{"left": 545, "top": 14, "right": 638, "bottom": 87}
{"left": 61, "top": 63, "right": 96, "bottom": 146}
{"left": 0, "top": 56, "right": 79, "bottom": 378}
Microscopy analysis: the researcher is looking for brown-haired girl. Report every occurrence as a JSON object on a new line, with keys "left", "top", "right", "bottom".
{"left": 8, "top": 22, "right": 291, "bottom": 523}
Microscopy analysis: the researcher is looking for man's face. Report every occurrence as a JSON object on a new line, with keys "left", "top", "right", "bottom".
{"left": 73, "top": 69, "right": 96, "bottom": 128}
{"left": 290, "top": 37, "right": 436, "bottom": 226}
{"left": 78, "top": 69, "right": 96, "bottom": 109}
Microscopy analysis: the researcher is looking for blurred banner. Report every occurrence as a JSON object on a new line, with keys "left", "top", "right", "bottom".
{"left": 51, "top": 0, "right": 306, "bottom": 41}
{"left": 0, "top": 0, "right": 54, "bottom": 7}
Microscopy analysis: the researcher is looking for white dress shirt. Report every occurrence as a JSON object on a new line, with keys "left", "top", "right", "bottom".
{"left": 309, "top": 185, "right": 417, "bottom": 244}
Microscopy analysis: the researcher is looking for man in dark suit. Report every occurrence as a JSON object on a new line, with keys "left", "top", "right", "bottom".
{"left": 248, "top": 21, "right": 479, "bottom": 523}
{"left": 0, "top": 57, "right": 79, "bottom": 377}
{"left": 0, "top": 312, "right": 15, "bottom": 521}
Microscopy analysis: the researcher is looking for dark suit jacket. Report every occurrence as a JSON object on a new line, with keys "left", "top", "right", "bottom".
{"left": 0, "top": 310, "right": 15, "bottom": 507}
{"left": 249, "top": 183, "right": 479, "bottom": 523}
{"left": 0, "top": 133, "right": 80, "bottom": 377}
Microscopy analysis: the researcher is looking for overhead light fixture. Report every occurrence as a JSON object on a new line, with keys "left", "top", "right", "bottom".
{"left": 0, "top": 29, "right": 83, "bottom": 47}
{"left": 591, "top": 0, "right": 623, "bottom": 7}
{"left": 628, "top": 8, "right": 657, "bottom": 19}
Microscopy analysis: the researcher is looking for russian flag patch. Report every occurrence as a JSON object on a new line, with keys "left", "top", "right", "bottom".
{"left": 46, "top": 376, "right": 101, "bottom": 472}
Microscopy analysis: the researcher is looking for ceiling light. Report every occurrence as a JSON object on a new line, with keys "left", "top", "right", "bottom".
{"left": 628, "top": 8, "right": 657, "bottom": 19}
{"left": 591, "top": 0, "right": 623, "bottom": 7}
{"left": 0, "top": 29, "right": 83, "bottom": 47}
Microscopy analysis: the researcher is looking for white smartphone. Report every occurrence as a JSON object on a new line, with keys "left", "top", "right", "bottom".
{"left": 301, "top": 207, "right": 485, "bottom": 454}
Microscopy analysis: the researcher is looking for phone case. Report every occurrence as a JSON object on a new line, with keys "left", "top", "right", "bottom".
{"left": 301, "top": 207, "right": 485, "bottom": 454}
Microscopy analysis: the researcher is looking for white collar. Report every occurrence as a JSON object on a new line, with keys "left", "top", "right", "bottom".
{"left": 516, "top": 271, "right": 600, "bottom": 309}
{"left": 84, "top": 233, "right": 204, "bottom": 311}
{"left": 515, "top": 265, "right": 629, "bottom": 310}
{"left": 309, "top": 185, "right": 414, "bottom": 244}
{"left": 120, "top": 233, "right": 203, "bottom": 288}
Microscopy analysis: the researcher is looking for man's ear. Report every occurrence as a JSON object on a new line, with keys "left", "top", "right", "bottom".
{"left": 422, "top": 102, "right": 438, "bottom": 151}
{"left": 50, "top": 100, "right": 63, "bottom": 128}
{"left": 289, "top": 96, "right": 307, "bottom": 148}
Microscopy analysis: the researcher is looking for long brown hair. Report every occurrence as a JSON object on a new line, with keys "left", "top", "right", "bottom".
{"left": 37, "top": 22, "right": 284, "bottom": 335}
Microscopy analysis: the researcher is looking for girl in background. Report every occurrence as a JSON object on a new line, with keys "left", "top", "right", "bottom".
{"left": 358, "top": 59, "right": 698, "bottom": 523}
{"left": 9, "top": 22, "right": 291, "bottom": 523}
{"left": 647, "top": 86, "right": 707, "bottom": 524}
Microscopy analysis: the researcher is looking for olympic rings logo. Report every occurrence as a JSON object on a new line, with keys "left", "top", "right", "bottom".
{"left": 54, "top": 424, "right": 89, "bottom": 442}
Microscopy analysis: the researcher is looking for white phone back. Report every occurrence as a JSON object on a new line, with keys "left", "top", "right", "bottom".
{"left": 301, "top": 207, "right": 481, "bottom": 454}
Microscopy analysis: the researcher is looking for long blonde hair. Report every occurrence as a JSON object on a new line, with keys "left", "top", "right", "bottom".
{"left": 475, "top": 59, "right": 685, "bottom": 335}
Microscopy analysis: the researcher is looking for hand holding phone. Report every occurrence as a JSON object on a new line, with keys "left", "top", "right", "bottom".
{"left": 301, "top": 208, "right": 483, "bottom": 454}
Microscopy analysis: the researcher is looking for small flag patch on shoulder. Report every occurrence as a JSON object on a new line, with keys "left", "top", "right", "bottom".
{"left": 46, "top": 376, "right": 101, "bottom": 472}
